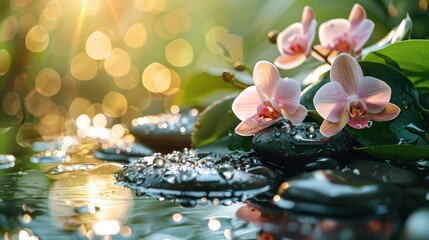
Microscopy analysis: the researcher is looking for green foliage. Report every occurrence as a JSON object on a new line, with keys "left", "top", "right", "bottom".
{"left": 355, "top": 144, "right": 429, "bottom": 161}
{"left": 179, "top": 72, "right": 242, "bottom": 108}
{"left": 191, "top": 94, "right": 252, "bottom": 153}
{"left": 364, "top": 40, "right": 429, "bottom": 108}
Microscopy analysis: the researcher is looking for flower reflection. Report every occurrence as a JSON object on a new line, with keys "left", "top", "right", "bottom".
{"left": 236, "top": 203, "right": 396, "bottom": 240}
{"left": 49, "top": 170, "right": 134, "bottom": 238}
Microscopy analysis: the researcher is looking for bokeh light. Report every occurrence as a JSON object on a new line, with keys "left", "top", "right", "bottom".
{"left": 86, "top": 31, "right": 112, "bottom": 60}
{"left": 0, "top": 49, "right": 11, "bottom": 76}
{"left": 124, "top": 22, "right": 147, "bottom": 48}
{"left": 25, "top": 25, "right": 49, "bottom": 52}
{"left": 70, "top": 52, "right": 98, "bottom": 81}
{"left": 165, "top": 38, "right": 193, "bottom": 67}
{"left": 102, "top": 91, "right": 128, "bottom": 117}
{"left": 35, "top": 68, "right": 62, "bottom": 97}
{"left": 104, "top": 48, "right": 131, "bottom": 77}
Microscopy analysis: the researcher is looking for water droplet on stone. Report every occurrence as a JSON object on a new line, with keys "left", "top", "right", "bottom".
{"left": 219, "top": 164, "right": 235, "bottom": 180}
{"left": 154, "top": 156, "right": 166, "bottom": 168}
{"left": 403, "top": 100, "right": 409, "bottom": 109}
{"left": 178, "top": 166, "right": 197, "bottom": 182}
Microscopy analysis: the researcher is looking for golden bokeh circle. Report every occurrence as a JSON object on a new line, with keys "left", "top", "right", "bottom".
{"left": 165, "top": 38, "right": 193, "bottom": 67}
{"left": 124, "top": 23, "right": 146, "bottom": 48}
{"left": 25, "top": 25, "right": 49, "bottom": 53}
{"left": 113, "top": 65, "right": 139, "bottom": 90}
{"left": 69, "top": 98, "right": 92, "bottom": 120}
{"left": 102, "top": 91, "right": 128, "bottom": 117}
{"left": 35, "top": 67, "right": 62, "bottom": 97}
{"left": 103, "top": 48, "right": 131, "bottom": 77}
{"left": 70, "top": 52, "right": 98, "bottom": 81}
{"left": 86, "top": 31, "right": 112, "bottom": 60}
{"left": 0, "top": 49, "right": 11, "bottom": 76}
{"left": 142, "top": 62, "right": 173, "bottom": 93}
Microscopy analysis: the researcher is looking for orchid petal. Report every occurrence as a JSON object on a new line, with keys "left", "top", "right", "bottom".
{"left": 320, "top": 110, "right": 349, "bottom": 137}
{"left": 357, "top": 76, "right": 391, "bottom": 113}
{"left": 274, "top": 78, "right": 301, "bottom": 113}
{"left": 348, "top": 4, "right": 366, "bottom": 30}
{"left": 319, "top": 19, "right": 350, "bottom": 47}
{"left": 281, "top": 105, "right": 308, "bottom": 125}
{"left": 365, "top": 103, "right": 401, "bottom": 121}
{"left": 313, "top": 81, "right": 349, "bottom": 122}
{"left": 302, "top": 6, "right": 315, "bottom": 33}
{"left": 330, "top": 53, "right": 363, "bottom": 95}
{"left": 304, "top": 20, "right": 317, "bottom": 55}
{"left": 234, "top": 114, "right": 274, "bottom": 136}
{"left": 348, "top": 117, "right": 370, "bottom": 129}
{"left": 276, "top": 23, "right": 303, "bottom": 55}
{"left": 253, "top": 61, "right": 280, "bottom": 99}
{"left": 351, "top": 19, "right": 374, "bottom": 51}
{"left": 232, "top": 86, "right": 261, "bottom": 121}
{"left": 274, "top": 54, "right": 307, "bottom": 70}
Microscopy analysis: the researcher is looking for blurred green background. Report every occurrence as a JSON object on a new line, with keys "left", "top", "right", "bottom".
{"left": 0, "top": 0, "right": 427, "bottom": 153}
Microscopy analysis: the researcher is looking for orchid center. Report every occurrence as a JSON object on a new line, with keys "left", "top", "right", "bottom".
{"left": 333, "top": 33, "right": 353, "bottom": 52}
{"left": 257, "top": 100, "right": 281, "bottom": 122}
{"left": 285, "top": 35, "right": 307, "bottom": 54}
{"left": 347, "top": 98, "right": 367, "bottom": 119}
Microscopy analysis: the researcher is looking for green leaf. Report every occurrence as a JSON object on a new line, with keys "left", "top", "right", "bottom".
{"left": 191, "top": 94, "right": 252, "bottom": 153}
{"left": 179, "top": 72, "right": 240, "bottom": 108}
{"left": 364, "top": 40, "right": 429, "bottom": 108}
{"left": 362, "top": 14, "right": 412, "bottom": 56}
{"left": 301, "top": 61, "right": 429, "bottom": 148}
{"left": 355, "top": 144, "right": 429, "bottom": 161}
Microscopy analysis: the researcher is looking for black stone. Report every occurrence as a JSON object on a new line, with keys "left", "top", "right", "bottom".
{"left": 115, "top": 150, "right": 272, "bottom": 206}
{"left": 130, "top": 109, "right": 197, "bottom": 153}
{"left": 252, "top": 120, "right": 356, "bottom": 169}
{"left": 273, "top": 169, "right": 402, "bottom": 216}
{"left": 344, "top": 159, "right": 420, "bottom": 186}
{"left": 236, "top": 201, "right": 398, "bottom": 240}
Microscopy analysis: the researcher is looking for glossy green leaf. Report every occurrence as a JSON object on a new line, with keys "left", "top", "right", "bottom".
{"left": 191, "top": 94, "right": 252, "bottom": 153}
{"left": 364, "top": 40, "right": 429, "bottom": 108}
{"left": 179, "top": 72, "right": 240, "bottom": 108}
{"left": 362, "top": 14, "right": 412, "bottom": 56}
{"left": 355, "top": 144, "right": 429, "bottom": 161}
{"left": 301, "top": 61, "right": 429, "bottom": 148}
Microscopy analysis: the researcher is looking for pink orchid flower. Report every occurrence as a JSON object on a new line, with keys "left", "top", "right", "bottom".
{"left": 275, "top": 6, "right": 316, "bottom": 69}
{"left": 316, "top": 4, "right": 374, "bottom": 58}
{"left": 313, "top": 53, "right": 401, "bottom": 137}
{"left": 232, "top": 61, "right": 308, "bottom": 136}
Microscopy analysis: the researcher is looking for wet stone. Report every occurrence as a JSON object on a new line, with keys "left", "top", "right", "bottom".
{"left": 252, "top": 120, "right": 356, "bottom": 170}
{"left": 274, "top": 170, "right": 402, "bottom": 217}
{"left": 344, "top": 159, "right": 419, "bottom": 186}
{"left": 298, "top": 157, "right": 342, "bottom": 172}
{"left": 115, "top": 149, "right": 274, "bottom": 206}
{"left": 94, "top": 142, "right": 153, "bottom": 163}
{"left": 236, "top": 201, "right": 397, "bottom": 240}
{"left": 130, "top": 109, "right": 198, "bottom": 153}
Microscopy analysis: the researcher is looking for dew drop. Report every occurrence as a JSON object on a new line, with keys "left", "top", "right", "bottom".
{"left": 154, "top": 156, "right": 166, "bottom": 168}
{"left": 402, "top": 100, "right": 409, "bottom": 110}
{"left": 219, "top": 164, "right": 234, "bottom": 180}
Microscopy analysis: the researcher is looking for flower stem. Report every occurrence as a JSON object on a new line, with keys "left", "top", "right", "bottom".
{"left": 222, "top": 71, "right": 249, "bottom": 89}
{"left": 311, "top": 46, "right": 332, "bottom": 65}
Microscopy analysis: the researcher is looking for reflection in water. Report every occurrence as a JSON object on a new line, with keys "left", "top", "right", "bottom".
{"left": 237, "top": 202, "right": 396, "bottom": 240}
{"left": 49, "top": 170, "right": 134, "bottom": 238}
{"left": 0, "top": 154, "right": 16, "bottom": 169}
